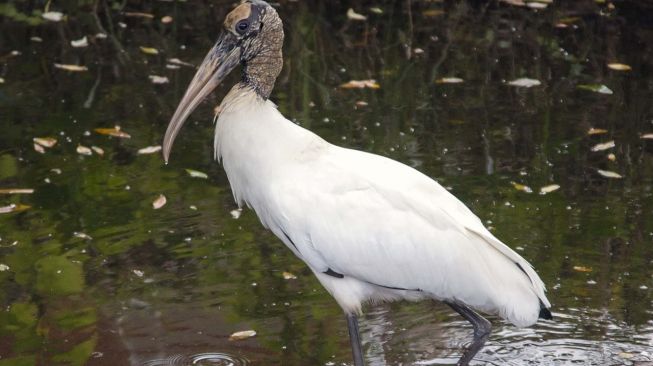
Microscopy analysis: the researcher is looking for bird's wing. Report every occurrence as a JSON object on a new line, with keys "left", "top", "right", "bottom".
{"left": 266, "top": 145, "right": 549, "bottom": 323}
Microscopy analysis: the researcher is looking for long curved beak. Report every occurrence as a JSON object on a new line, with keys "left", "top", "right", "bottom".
{"left": 163, "top": 32, "right": 241, "bottom": 163}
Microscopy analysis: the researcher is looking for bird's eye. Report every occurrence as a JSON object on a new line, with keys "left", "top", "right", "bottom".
{"left": 236, "top": 20, "right": 249, "bottom": 34}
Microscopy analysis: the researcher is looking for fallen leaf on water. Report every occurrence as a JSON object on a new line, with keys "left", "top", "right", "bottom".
{"left": 597, "top": 169, "right": 622, "bottom": 179}
{"left": 30, "top": 36, "right": 42, "bottom": 42}
{"left": 77, "top": 145, "right": 92, "bottom": 156}
{"left": 618, "top": 352, "right": 635, "bottom": 360}
{"left": 577, "top": 84, "right": 613, "bottom": 95}
{"left": 573, "top": 266, "right": 593, "bottom": 272}
{"left": 346, "top": 8, "right": 367, "bottom": 21}
{"left": 138, "top": 145, "right": 162, "bottom": 155}
{"left": 539, "top": 184, "right": 560, "bottom": 195}
{"left": 161, "top": 15, "right": 173, "bottom": 24}
{"left": 526, "top": 2, "right": 548, "bottom": 9}
{"left": 94, "top": 126, "right": 131, "bottom": 138}
{"left": 0, "top": 78, "right": 4, "bottom": 83}
{"left": 607, "top": 153, "right": 616, "bottom": 161}
{"left": 0, "top": 204, "right": 31, "bottom": 214}
{"left": 91, "top": 146, "right": 104, "bottom": 156}
{"left": 166, "top": 64, "right": 181, "bottom": 70}
{"left": 54, "top": 63, "right": 88, "bottom": 72}
{"left": 230, "top": 209, "right": 242, "bottom": 219}
{"left": 42, "top": 11, "right": 65, "bottom": 22}
{"left": 607, "top": 63, "right": 631, "bottom": 71}
{"left": 369, "top": 7, "right": 383, "bottom": 14}
{"left": 34, "top": 143, "right": 45, "bottom": 154}
{"left": 95, "top": 33, "right": 107, "bottom": 39}
{"left": 436, "top": 77, "right": 464, "bottom": 84}
{"left": 590, "top": 140, "right": 615, "bottom": 152}
{"left": 422, "top": 9, "right": 445, "bottom": 16}
{"left": 186, "top": 169, "right": 208, "bottom": 179}
{"left": 340, "top": 80, "right": 380, "bottom": 89}
{"left": 167, "top": 58, "right": 195, "bottom": 68}
{"left": 587, "top": 127, "right": 608, "bottom": 135}
{"left": 500, "top": 0, "right": 526, "bottom": 6}
{"left": 71, "top": 36, "right": 88, "bottom": 48}
{"left": 511, "top": 182, "right": 533, "bottom": 193}
{"left": 124, "top": 12, "right": 154, "bottom": 19}
{"left": 282, "top": 271, "right": 297, "bottom": 280}
{"left": 229, "top": 330, "right": 256, "bottom": 341}
{"left": 507, "top": 78, "right": 541, "bottom": 88}
{"left": 34, "top": 137, "right": 57, "bottom": 148}
{"left": 355, "top": 101, "right": 368, "bottom": 107}
{"left": 0, "top": 264, "right": 9, "bottom": 271}
{"left": 149, "top": 75, "right": 169, "bottom": 84}
{"left": 0, "top": 188, "right": 34, "bottom": 194}
{"left": 152, "top": 194, "right": 167, "bottom": 209}
{"left": 640, "top": 133, "right": 653, "bottom": 139}
{"left": 140, "top": 46, "right": 159, "bottom": 55}
{"left": 73, "top": 232, "right": 93, "bottom": 240}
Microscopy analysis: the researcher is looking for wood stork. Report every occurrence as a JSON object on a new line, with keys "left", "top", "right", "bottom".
{"left": 162, "top": 1, "right": 552, "bottom": 365}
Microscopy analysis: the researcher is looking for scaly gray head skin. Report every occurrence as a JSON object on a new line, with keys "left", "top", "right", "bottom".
{"left": 162, "top": 0, "right": 284, "bottom": 163}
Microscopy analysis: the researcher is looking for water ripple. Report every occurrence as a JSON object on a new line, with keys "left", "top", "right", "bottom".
{"left": 142, "top": 352, "right": 249, "bottom": 366}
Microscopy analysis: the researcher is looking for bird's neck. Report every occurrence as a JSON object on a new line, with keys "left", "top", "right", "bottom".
{"left": 241, "top": 17, "right": 284, "bottom": 99}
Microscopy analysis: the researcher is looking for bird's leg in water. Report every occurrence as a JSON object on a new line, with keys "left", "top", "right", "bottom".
{"left": 346, "top": 313, "right": 365, "bottom": 366}
{"left": 445, "top": 301, "right": 492, "bottom": 366}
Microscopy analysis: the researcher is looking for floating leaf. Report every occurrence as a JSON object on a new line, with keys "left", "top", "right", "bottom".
{"left": 539, "top": 184, "right": 560, "bottom": 195}
{"left": 640, "top": 133, "right": 653, "bottom": 139}
{"left": 340, "top": 80, "right": 380, "bottom": 89}
{"left": 282, "top": 271, "right": 297, "bottom": 280}
{"left": 230, "top": 209, "right": 242, "bottom": 219}
{"left": 369, "top": 7, "right": 383, "bottom": 14}
{"left": 95, "top": 33, "right": 108, "bottom": 39}
{"left": 140, "top": 46, "right": 159, "bottom": 55}
{"left": 152, "top": 194, "right": 167, "bottom": 209}
{"left": 597, "top": 169, "right": 622, "bottom": 179}
{"left": 0, "top": 264, "right": 9, "bottom": 271}
{"left": 422, "top": 9, "right": 445, "bottom": 16}
{"left": 607, "top": 63, "right": 631, "bottom": 71}
{"left": 124, "top": 12, "right": 154, "bottom": 19}
{"left": 511, "top": 181, "right": 533, "bottom": 193}
{"left": 54, "top": 63, "right": 88, "bottom": 72}
{"left": 507, "top": 78, "right": 541, "bottom": 88}
{"left": 91, "top": 146, "right": 104, "bottom": 156}
{"left": 500, "top": 0, "right": 526, "bottom": 6}
{"left": 526, "top": 2, "right": 548, "bottom": 9}
{"left": 73, "top": 232, "right": 93, "bottom": 240}
{"left": 94, "top": 126, "right": 131, "bottom": 138}
{"left": 587, "top": 128, "right": 608, "bottom": 135}
{"left": 573, "top": 266, "right": 593, "bottom": 272}
{"left": 33, "top": 137, "right": 57, "bottom": 148}
{"left": 229, "top": 330, "right": 256, "bottom": 341}
{"left": 0, "top": 204, "right": 31, "bottom": 214}
{"left": 161, "top": 15, "right": 173, "bottom": 24}
{"left": 590, "top": 140, "right": 615, "bottom": 152}
{"left": 71, "top": 36, "right": 88, "bottom": 48}
{"left": 577, "top": 84, "right": 613, "bottom": 95}
{"left": 0, "top": 188, "right": 34, "bottom": 194}
{"left": 33, "top": 143, "right": 45, "bottom": 154}
{"left": 346, "top": 8, "right": 367, "bottom": 21}
{"left": 76, "top": 145, "right": 92, "bottom": 156}
{"left": 186, "top": 169, "right": 208, "bottom": 179}
{"left": 607, "top": 153, "right": 616, "bottom": 161}
{"left": 42, "top": 11, "right": 64, "bottom": 22}
{"left": 149, "top": 75, "right": 169, "bottom": 84}
{"left": 0, "top": 77, "right": 4, "bottom": 84}
{"left": 167, "top": 58, "right": 195, "bottom": 68}
{"left": 436, "top": 77, "right": 464, "bottom": 84}
{"left": 355, "top": 101, "right": 368, "bottom": 107}
{"left": 137, "top": 145, "right": 162, "bottom": 155}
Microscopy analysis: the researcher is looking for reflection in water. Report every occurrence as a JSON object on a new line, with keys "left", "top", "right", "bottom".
{"left": 1, "top": 0, "right": 653, "bottom": 365}
{"left": 143, "top": 353, "right": 248, "bottom": 366}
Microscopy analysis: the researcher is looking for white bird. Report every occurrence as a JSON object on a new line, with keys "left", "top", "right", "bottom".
{"left": 162, "top": 1, "right": 552, "bottom": 365}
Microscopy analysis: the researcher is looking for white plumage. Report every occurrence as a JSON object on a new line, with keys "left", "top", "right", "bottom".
{"left": 215, "top": 85, "right": 550, "bottom": 328}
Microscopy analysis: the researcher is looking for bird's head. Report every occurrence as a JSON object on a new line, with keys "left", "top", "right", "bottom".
{"left": 163, "top": 0, "right": 283, "bottom": 163}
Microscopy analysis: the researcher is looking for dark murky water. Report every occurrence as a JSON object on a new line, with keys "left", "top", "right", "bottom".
{"left": 1, "top": 0, "right": 653, "bottom": 365}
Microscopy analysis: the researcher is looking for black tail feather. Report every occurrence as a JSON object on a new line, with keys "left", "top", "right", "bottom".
{"left": 538, "top": 300, "right": 553, "bottom": 320}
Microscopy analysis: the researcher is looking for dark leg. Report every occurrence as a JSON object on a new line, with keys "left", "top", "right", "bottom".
{"left": 445, "top": 301, "right": 492, "bottom": 366}
{"left": 346, "top": 313, "right": 365, "bottom": 366}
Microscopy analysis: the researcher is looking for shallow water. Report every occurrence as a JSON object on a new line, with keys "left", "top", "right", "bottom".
{"left": 1, "top": 0, "right": 653, "bottom": 365}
